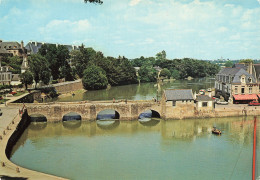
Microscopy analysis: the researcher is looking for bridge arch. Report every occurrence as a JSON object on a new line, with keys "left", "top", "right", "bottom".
{"left": 96, "top": 109, "right": 120, "bottom": 120}
{"left": 62, "top": 112, "right": 82, "bottom": 121}
{"left": 30, "top": 114, "right": 47, "bottom": 122}
{"left": 138, "top": 109, "right": 161, "bottom": 119}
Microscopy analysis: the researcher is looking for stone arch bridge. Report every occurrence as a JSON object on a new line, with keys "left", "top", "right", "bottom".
{"left": 24, "top": 100, "right": 162, "bottom": 122}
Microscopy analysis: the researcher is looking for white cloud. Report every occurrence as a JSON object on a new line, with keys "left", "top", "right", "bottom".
{"left": 39, "top": 19, "right": 91, "bottom": 42}
{"left": 129, "top": 0, "right": 141, "bottom": 6}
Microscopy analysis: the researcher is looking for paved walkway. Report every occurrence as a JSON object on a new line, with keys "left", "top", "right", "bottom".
{"left": 0, "top": 94, "right": 66, "bottom": 180}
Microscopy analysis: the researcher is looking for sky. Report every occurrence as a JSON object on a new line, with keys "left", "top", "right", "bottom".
{"left": 0, "top": 0, "right": 260, "bottom": 60}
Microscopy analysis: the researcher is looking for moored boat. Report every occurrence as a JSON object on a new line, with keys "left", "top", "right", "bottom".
{"left": 212, "top": 128, "right": 222, "bottom": 135}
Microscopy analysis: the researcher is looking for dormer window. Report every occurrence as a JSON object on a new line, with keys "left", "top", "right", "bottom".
{"left": 248, "top": 77, "right": 252, "bottom": 83}
{"left": 241, "top": 77, "right": 245, "bottom": 83}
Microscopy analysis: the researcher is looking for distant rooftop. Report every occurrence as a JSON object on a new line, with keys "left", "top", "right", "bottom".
{"left": 25, "top": 41, "right": 80, "bottom": 54}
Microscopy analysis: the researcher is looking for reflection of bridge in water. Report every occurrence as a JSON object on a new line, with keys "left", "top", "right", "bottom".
{"left": 25, "top": 101, "right": 162, "bottom": 122}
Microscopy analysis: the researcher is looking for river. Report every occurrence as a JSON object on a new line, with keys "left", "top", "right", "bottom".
{"left": 9, "top": 78, "right": 260, "bottom": 179}
{"left": 53, "top": 78, "right": 215, "bottom": 102}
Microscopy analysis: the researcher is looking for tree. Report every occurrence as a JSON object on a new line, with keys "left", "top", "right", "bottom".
{"left": 19, "top": 71, "right": 33, "bottom": 89}
{"left": 138, "top": 65, "right": 157, "bottom": 83}
{"left": 239, "top": 59, "right": 253, "bottom": 64}
{"left": 159, "top": 68, "right": 171, "bottom": 78}
{"left": 82, "top": 65, "right": 108, "bottom": 90}
{"left": 28, "top": 54, "right": 51, "bottom": 88}
{"left": 39, "top": 44, "right": 70, "bottom": 80}
{"left": 171, "top": 69, "right": 180, "bottom": 80}
{"left": 84, "top": 0, "right": 103, "bottom": 4}
{"left": 224, "top": 61, "right": 233, "bottom": 67}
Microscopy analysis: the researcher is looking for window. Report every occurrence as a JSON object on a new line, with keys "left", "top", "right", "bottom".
{"left": 248, "top": 77, "right": 252, "bottom": 83}
{"left": 249, "top": 87, "right": 252, "bottom": 94}
{"left": 241, "top": 87, "right": 245, "bottom": 94}
{"left": 172, "top": 101, "right": 176, "bottom": 106}
{"left": 241, "top": 77, "right": 245, "bottom": 83}
{"left": 202, "top": 102, "right": 208, "bottom": 107}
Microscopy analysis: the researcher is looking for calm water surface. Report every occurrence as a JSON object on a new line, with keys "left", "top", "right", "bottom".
{"left": 11, "top": 117, "right": 260, "bottom": 180}
{"left": 53, "top": 78, "right": 215, "bottom": 102}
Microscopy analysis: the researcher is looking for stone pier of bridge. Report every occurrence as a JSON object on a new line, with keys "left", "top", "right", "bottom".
{"left": 23, "top": 101, "right": 162, "bottom": 122}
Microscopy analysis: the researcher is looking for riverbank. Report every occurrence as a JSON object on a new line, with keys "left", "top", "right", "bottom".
{"left": 0, "top": 106, "right": 67, "bottom": 179}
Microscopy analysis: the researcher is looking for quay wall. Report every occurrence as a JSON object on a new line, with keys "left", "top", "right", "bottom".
{"left": 0, "top": 109, "right": 67, "bottom": 180}
{"left": 51, "top": 80, "right": 83, "bottom": 93}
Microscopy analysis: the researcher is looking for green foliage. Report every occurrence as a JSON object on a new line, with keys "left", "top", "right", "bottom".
{"left": 239, "top": 59, "right": 253, "bottom": 64}
{"left": 72, "top": 46, "right": 138, "bottom": 86}
{"left": 159, "top": 68, "right": 171, "bottom": 78}
{"left": 84, "top": 0, "right": 103, "bottom": 4}
{"left": 39, "top": 44, "right": 73, "bottom": 81}
{"left": 1, "top": 56, "right": 23, "bottom": 74}
{"left": 156, "top": 50, "right": 166, "bottom": 61}
{"left": 28, "top": 54, "right": 51, "bottom": 87}
{"left": 71, "top": 47, "right": 97, "bottom": 78}
{"left": 0, "top": 84, "right": 12, "bottom": 90}
{"left": 131, "top": 56, "right": 155, "bottom": 67}
{"left": 224, "top": 61, "right": 233, "bottom": 67}
{"left": 138, "top": 65, "right": 157, "bottom": 83}
{"left": 19, "top": 71, "right": 33, "bottom": 89}
{"left": 171, "top": 69, "right": 180, "bottom": 80}
{"left": 82, "top": 65, "right": 108, "bottom": 90}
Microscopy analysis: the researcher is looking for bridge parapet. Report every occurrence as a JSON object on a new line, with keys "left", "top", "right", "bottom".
{"left": 24, "top": 101, "right": 162, "bottom": 122}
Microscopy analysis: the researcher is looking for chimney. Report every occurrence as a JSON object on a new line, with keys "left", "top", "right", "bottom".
{"left": 21, "top": 40, "right": 24, "bottom": 48}
{"left": 247, "top": 62, "right": 253, "bottom": 75}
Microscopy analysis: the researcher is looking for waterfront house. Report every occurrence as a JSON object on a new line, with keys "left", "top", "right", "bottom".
{"left": 195, "top": 95, "right": 214, "bottom": 112}
{"left": 215, "top": 63, "right": 259, "bottom": 103}
{"left": 161, "top": 89, "right": 195, "bottom": 119}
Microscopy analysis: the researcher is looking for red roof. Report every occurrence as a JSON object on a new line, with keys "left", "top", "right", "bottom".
{"left": 233, "top": 94, "right": 258, "bottom": 100}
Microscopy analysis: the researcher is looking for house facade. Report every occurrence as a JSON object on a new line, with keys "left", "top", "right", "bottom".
{"left": 161, "top": 89, "right": 195, "bottom": 119}
{"left": 215, "top": 63, "right": 260, "bottom": 103}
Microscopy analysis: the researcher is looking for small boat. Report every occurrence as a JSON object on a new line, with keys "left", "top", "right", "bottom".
{"left": 212, "top": 128, "right": 222, "bottom": 135}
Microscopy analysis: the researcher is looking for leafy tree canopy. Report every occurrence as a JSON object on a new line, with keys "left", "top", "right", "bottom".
{"left": 19, "top": 71, "right": 33, "bottom": 89}
{"left": 82, "top": 65, "right": 108, "bottom": 90}
{"left": 239, "top": 59, "right": 253, "bottom": 64}
{"left": 84, "top": 0, "right": 103, "bottom": 4}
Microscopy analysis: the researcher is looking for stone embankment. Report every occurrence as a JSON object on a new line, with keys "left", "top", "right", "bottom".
{"left": 0, "top": 105, "right": 67, "bottom": 179}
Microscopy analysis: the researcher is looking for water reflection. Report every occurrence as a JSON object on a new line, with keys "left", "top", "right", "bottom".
{"left": 96, "top": 120, "right": 120, "bottom": 130}
{"left": 139, "top": 118, "right": 160, "bottom": 126}
{"left": 12, "top": 116, "right": 258, "bottom": 144}
{"left": 10, "top": 116, "right": 260, "bottom": 180}
{"left": 63, "top": 120, "right": 82, "bottom": 130}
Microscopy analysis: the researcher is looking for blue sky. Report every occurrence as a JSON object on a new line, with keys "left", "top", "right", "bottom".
{"left": 0, "top": 0, "right": 260, "bottom": 60}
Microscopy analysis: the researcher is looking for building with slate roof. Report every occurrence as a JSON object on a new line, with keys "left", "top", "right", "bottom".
{"left": 215, "top": 62, "right": 259, "bottom": 103}
{"left": 0, "top": 40, "right": 27, "bottom": 58}
{"left": 25, "top": 41, "right": 79, "bottom": 55}
{"left": 161, "top": 89, "right": 195, "bottom": 119}
{"left": 195, "top": 95, "right": 214, "bottom": 111}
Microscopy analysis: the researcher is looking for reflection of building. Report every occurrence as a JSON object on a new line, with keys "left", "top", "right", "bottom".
{"left": 196, "top": 95, "right": 214, "bottom": 111}
{"left": 161, "top": 89, "right": 195, "bottom": 119}
{"left": 215, "top": 63, "right": 260, "bottom": 103}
